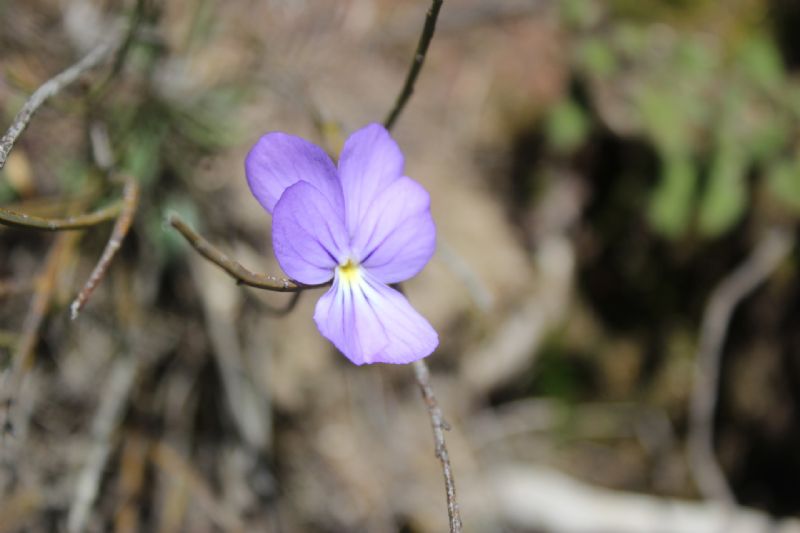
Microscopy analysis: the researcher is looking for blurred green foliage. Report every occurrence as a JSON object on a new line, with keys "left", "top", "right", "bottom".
{"left": 551, "top": 1, "right": 800, "bottom": 239}
{"left": 545, "top": 98, "right": 590, "bottom": 154}
{"left": 768, "top": 156, "right": 800, "bottom": 213}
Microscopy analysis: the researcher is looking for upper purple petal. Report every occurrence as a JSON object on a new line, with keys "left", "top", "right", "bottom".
{"left": 272, "top": 181, "right": 349, "bottom": 284}
{"left": 246, "top": 132, "right": 342, "bottom": 213}
{"left": 337, "top": 123, "right": 404, "bottom": 236}
{"left": 313, "top": 270, "right": 438, "bottom": 365}
{"left": 351, "top": 176, "right": 436, "bottom": 284}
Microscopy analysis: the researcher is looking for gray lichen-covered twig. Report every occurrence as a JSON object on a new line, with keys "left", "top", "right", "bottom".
{"left": 0, "top": 32, "right": 124, "bottom": 170}
{"left": 413, "top": 359, "right": 463, "bottom": 533}
{"left": 66, "top": 353, "right": 140, "bottom": 533}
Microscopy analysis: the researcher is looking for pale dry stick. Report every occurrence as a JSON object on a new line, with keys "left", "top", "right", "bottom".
{"left": 383, "top": 0, "right": 445, "bottom": 130}
{"left": 168, "top": 214, "right": 317, "bottom": 292}
{"left": 0, "top": 31, "right": 124, "bottom": 170}
{"left": 0, "top": 201, "right": 122, "bottom": 231}
{"left": 413, "top": 359, "right": 463, "bottom": 533}
{"left": 89, "top": 121, "right": 115, "bottom": 172}
{"left": 688, "top": 229, "right": 793, "bottom": 504}
{"left": 66, "top": 354, "right": 139, "bottom": 533}
{"left": 70, "top": 177, "right": 140, "bottom": 319}
{"left": 493, "top": 463, "right": 800, "bottom": 533}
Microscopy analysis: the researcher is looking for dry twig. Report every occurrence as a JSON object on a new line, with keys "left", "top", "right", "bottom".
{"left": 688, "top": 229, "right": 793, "bottom": 504}
{"left": 412, "top": 359, "right": 463, "bottom": 533}
{"left": 0, "top": 32, "right": 124, "bottom": 170}
{"left": 70, "top": 177, "right": 140, "bottom": 319}
{"left": 383, "top": 0, "right": 445, "bottom": 129}
{"left": 168, "top": 214, "right": 313, "bottom": 292}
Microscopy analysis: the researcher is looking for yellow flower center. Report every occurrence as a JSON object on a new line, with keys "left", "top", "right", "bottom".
{"left": 338, "top": 259, "right": 362, "bottom": 284}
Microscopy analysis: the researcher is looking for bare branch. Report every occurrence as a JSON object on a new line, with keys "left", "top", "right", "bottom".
{"left": 383, "top": 0, "right": 445, "bottom": 130}
{"left": 0, "top": 201, "right": 122, "bottom": 231}
{"left": 688, "top": 229, "right": 793, "bottom": 503}
{"left": 167, "top": 214, "right": 315, "bottom": 293}
{"left": 0, "top": 32, "right": 124, "bottom": 170}
{"left": 70, "top": 177, "right": 140, "bottom": 319}
{"left": 412, "top": 359, "right": 463, "bottom": 533}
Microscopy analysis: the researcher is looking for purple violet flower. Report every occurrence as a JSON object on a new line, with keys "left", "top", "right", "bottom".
{"left": 245, "top": 123, "right": 438, "bottom": 365}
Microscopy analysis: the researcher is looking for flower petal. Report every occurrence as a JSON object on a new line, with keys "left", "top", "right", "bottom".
{"left": 272, "top": 181, "right": 349, "bottom": 284}
{"left": 314, "top": 270, "right": 438, "bottom": 365}
{"left": 337, "top": 123, "right": 404, "bottom": 235}
{"left": 351, "top": 176, "right": 436, "bottom": 284}
{"left": 246, "top": 132, "right": 342, "bottom": 213}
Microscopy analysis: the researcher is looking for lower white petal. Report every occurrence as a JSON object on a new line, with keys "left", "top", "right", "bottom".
{"left": 313, "top": 269, "right": 438, "bottom": 365}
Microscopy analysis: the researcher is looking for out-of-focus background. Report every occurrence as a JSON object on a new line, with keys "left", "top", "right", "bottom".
{"left": 1, "top": 0, "right": 800, "bottom": 531}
